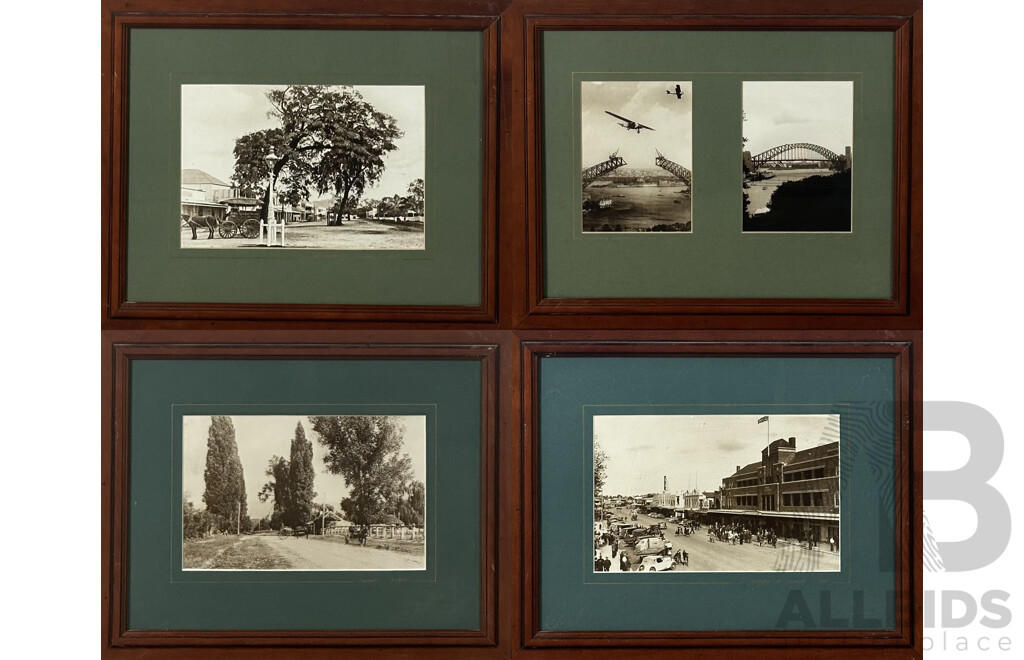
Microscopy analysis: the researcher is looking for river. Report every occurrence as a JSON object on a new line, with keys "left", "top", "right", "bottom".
{"left": 584, "top": 185, "right": 692, "bottom": 232}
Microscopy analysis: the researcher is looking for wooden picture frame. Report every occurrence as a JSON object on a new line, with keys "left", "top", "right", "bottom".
{"left": 514, "top": 1, "right": 922, "bottom": 329}
{"left": 521, "top": 338, "right": 921, "bottom": 656}
{"left": 102, "top": 0, "right": 499, "bottom": 322}
{"left": 102, "top": 336, "right": 498, "bottom": 655}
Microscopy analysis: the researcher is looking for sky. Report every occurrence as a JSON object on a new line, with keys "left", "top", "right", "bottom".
{"left": 182, "top": 415, "right": 427, "bottom": 521}
{"left": 581, "top": 80, "right": 692, "bottom": 171}
{"left": 594, "top": 413, "right": 839, "bottom": 496}
{"left": 742, "top": 81, "right": 853, "bottom": 156}
{"left": 181, "top": 84, "right": 425, "bottom": 200}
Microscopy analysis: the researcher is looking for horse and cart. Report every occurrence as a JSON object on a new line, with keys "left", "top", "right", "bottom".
{"left": 183, "top": 197, "right": 263, "bottom": 240}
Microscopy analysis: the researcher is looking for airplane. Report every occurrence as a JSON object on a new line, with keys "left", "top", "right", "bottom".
{"left": 604, "top": 110, "right": 655, "bottom": 133}
{"left": 666, "top": 84, "right": 685, "bottom": 99}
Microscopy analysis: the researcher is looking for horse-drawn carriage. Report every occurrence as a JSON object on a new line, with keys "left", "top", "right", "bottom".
{"left": 183, "top": 197, "right": 263, "bottom": 240}
{"left": 217, "top": 197, "right": 263, "bottom": 239}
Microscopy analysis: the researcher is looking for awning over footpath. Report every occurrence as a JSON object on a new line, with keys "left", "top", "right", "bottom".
{"left": 181, "top": 200, "right": 228, "bottom": 209}
{"left": 707, "top": 508, "right": 839, "bottom": 522}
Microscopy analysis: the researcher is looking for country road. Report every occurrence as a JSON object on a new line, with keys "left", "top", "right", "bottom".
{"left": 255, "top": 535, "right": 425, "bottom": 570}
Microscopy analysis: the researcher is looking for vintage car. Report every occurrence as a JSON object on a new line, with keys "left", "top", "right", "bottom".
{"left": 634, "top": 535, "right": 668, "bottom": 556}
{"left": 637, "top": 555, "right": 676, "bottom": 571}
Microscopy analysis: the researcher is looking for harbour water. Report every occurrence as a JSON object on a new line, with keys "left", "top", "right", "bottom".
{"left": 583, "top": 185, "right": 692, "bottom": 232}
{"left": 744, "top": 168, "right": 831, "bottom": 215}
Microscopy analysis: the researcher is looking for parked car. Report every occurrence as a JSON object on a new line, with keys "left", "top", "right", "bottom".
{"left": 637, "top": 555, "right": 676, "bottom": 571}
{"left": 624, "top": 529, "right": 656, "bottom": 546}
{"left": 634, "top": 536, "right": 668, "bottom": 556}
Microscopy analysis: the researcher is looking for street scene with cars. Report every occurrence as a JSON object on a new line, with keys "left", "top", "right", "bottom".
{"left": 593, "top": 414, "right": 842, "bottom": 573}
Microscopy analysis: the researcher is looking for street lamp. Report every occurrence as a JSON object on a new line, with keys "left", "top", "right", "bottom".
{"left": 263, "top": 148, "right": 281, "bottom": 246}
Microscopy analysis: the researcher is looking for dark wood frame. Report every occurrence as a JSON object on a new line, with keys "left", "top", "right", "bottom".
{"left": 102, "top": 335, "right": 498, "bottom": 656}
{"left": 521, "top": 338, "right": 921, "bottom": 656}
{"left": 102, "top": 1, "right": 500, "bottom": 323}
{"left": 514, "top": 1, "right": 923, "bottom": 330}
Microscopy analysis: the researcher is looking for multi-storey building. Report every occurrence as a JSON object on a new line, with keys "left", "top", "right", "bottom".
{"left": 715, "top": 437, "right": 839, "bottom": 544}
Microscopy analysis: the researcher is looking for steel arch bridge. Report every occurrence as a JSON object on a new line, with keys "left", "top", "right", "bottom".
{"left": 751, "top": 143, "right": 844, "bottom": 169}
{"left": 582, "top": 153, "right": 627, "bottom": 187}
{"left": 654, "top": 150, "right": 692, "bottom": 188}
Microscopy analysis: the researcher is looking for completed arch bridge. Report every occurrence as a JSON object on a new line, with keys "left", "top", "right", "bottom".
{"left": 747, "top": 143, "right": 848, "bottom": 170}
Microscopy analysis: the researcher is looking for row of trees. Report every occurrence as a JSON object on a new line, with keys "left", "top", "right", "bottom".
{"left": 232, "top": 85, "right": 404, "bottom": 226}
{"left": 352, "top": 178, "right": 424, "bottom": 220}
{"left": 188, "top": 415, "right": 426, "bottom": 539}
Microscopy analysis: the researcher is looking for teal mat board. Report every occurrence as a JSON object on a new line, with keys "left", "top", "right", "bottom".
{"left": 128, "top": 359, "right": 482, "bottom": 631}
{"left": 538, "top": 356, "right": 897, "bottom": 632}
{"left": 542, "top": 30, "right": 895, "bottom": 299}
{"left": 127, "top": 29, "right": 483, "bottom": 305}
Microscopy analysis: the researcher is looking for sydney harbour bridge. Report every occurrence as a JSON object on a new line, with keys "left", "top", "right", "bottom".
{"left": 743, "top": 143, "right": 851, "bottom": 171}
{"left": 582, "top": 149, "right": 692, "bottom": 188}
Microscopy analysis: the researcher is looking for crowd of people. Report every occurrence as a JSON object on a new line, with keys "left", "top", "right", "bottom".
{"left": 706, "top": 521, "right": 778, "bottom": 547}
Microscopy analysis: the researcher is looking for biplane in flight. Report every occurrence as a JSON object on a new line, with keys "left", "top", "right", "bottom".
{"left": 666, "top": 84, "right": 685, "bottom": 99}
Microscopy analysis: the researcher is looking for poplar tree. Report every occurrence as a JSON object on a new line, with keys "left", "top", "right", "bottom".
{"left": 286, "top": 421, "right": 316, "bottom": 528}
{"left": 202, "top": 416, "right": 248, "bottom": 530}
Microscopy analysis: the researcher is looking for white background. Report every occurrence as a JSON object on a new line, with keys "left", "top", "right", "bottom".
{"left": 2, "top": 0, "right": 1020, "bottom": 656}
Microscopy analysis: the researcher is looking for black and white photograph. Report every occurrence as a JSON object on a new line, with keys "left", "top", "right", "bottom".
{"left": 580, "top": 81, "right": 693, "bottom": 232}
{"left": 593, "top": 414, "right": 840, "bottom": 573}
{"left": 181, "top": 84, "right": 425, "bottom": 249}
{"left": 742, "top": 81, "right": 853, "bottom": 232}
{"left": 182, "top": 415, "right": 426, "bottom": 571}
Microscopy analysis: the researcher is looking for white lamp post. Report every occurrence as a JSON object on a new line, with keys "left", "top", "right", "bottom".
{"left": 263, "top": 148, "right": 281, "bottom": 246}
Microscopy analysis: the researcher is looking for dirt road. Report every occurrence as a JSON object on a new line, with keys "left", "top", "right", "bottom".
{"left": 255, "top": 535, "right": 425, "bottom": 570}
{"left": 180, "top": 218, "right": 424, "bottom": 250}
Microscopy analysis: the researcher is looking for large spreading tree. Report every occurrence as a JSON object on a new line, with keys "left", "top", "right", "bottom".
{"left": 231, "top": 85, "right": 403, "bottom": 225}
{"left": 308, "top": 416, "right": 415, "bottom": 526}
{"left": 202, "top": 416, "right": 248, "bottom": 532}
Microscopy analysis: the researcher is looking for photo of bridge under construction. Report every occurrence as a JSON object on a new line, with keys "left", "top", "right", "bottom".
{"left": 742, "top": 81, "right": 854, "bottom": 232}
{"left": 580, "top": 81, "right": 692, "bottom": 233}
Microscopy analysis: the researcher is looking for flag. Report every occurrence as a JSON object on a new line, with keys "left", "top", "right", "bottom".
{"left": 757, "top": 416, "right": 768, "bottom": 424}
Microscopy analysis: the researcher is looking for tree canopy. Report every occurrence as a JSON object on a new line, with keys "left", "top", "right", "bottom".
{"left": 396, "top": 480, "right": 426, "bottom": 527}
{"left": 308, "top": 416, "right": 415, "bottom": 526}
{"left": 594, "top": 441, "right": 608, "bottom": 499}
{"left": 257, "top": 455, "right": 291, "bottom": 529}
{"left": 286, "top": 422, "right": 316, "bottom": 527}
{"left": 231, "top": 85, "right": 403, "bottom": 225}
{"left": 257, "top": 422, "right": 317, "bottom": 529}
{"left": 202, "top": 416, "right": 248, "bottom": 532}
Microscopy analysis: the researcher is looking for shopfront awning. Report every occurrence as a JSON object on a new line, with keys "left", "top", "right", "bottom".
{"left": 706, "top": 508, "right": 839, "bottom": 522}
{"left": 181, "top": 200, "right": 228, "bottom": 209}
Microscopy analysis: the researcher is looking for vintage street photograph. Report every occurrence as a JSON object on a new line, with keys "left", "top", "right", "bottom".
{"left": 580, "top": 81, "right": 693, "bottom": 232}
{"left": 742, "top": 81, "right": 853, "bottom": 232}
{"left": 593, "top": 413, "right": 840, "bottom": 573}
{"left": 181, "top": 84, "right": 425, "bottom": 249}
{"left": 182, "top": 415, "right": 426, "bottom": 571}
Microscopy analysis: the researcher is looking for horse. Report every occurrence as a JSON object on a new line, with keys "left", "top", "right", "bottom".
{"left": 184, "top": 213, "right": 218, "bottom": 239}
